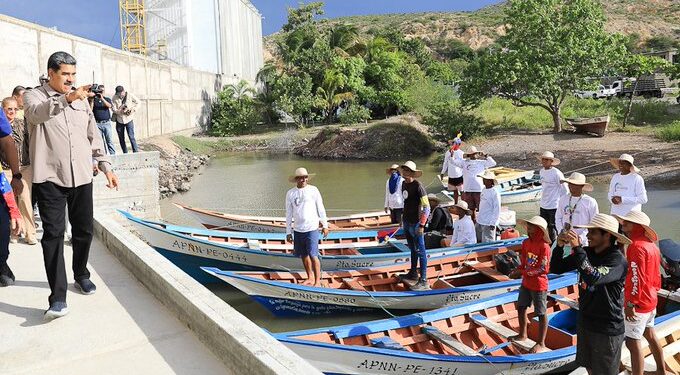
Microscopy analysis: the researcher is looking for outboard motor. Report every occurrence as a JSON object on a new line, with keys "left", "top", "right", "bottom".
{"left": 660, "top": 239, "right": 680, "bottom": 291}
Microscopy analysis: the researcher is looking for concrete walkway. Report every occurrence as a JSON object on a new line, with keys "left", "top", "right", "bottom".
{"left": 0, "top": 234, "right": 230, "bottom": 375}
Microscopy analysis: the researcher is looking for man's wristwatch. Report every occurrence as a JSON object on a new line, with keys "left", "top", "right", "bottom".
{"left": 12, "top": 173, "right": 22, "bottom": 180}
{"left": 626, "top": 301, "right": 637, "bottom": 309}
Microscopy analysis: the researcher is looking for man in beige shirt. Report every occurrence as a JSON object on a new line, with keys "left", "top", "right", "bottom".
{"left": 111, "top": 86, "right": 139, "bottom": 153}
{"left": 24, "top": 51, "right": 119, "bottom": 321}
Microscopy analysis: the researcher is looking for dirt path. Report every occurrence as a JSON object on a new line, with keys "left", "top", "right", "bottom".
{"left": 471, "top": 132, "right": 679, "bottom": 186}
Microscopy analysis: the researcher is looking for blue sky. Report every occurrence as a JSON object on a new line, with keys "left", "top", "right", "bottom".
{"left": 0, "top": 0, "right": 502, "bottom": 47}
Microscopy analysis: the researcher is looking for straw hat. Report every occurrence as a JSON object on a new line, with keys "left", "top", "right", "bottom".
{"left": 448, "top": 200, "right": 471, "bottom": 215}
{"left": 477, "top": 170, "right": 498, "bottom": 186}
{"left": 288, "top": 167, "right": 315, "bottom": 183}
{"left": 537, "top": 151, "right": 561, "bottom": 166}
{"left": 464, "top": 146, "right": 480, "bottom": 157}
{"left": 560, "top": 172, "right": 593, "bottom": 192}
{"left": 517, "top": 216, "right": 551, "bottom": 244}
{"left": 386, "top": 164, "right": 400, "bottom": 175}
{"left": 610, "top": 153, "right": 640, "bottom": 173}
{"left": 427, "top": 193, "right": 442, "bottom": 204}
{"left": 399, "top": 161, "right": 423, "bottom": 178}
{"left": 573, "top": 213, "right": 631, "bottom": 245}
{"left": 613, "top": 210, "right": 658, "bottom": 242}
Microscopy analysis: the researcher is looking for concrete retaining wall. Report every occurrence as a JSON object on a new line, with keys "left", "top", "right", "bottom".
{"left": 94, "top": 213, "right": 322, "bottom": 375}
{"left": 0, "top": 14, "right": 248, "bottom": 138}
{"left": 92, "top": 151, "right": 161, "bottom": 220}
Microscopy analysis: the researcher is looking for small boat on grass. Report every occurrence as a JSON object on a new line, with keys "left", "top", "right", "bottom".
{"left": 566, "top": 115, "right": 610, "bottom": 137}
{"left": 121, "top": 211, "right": 524, "bottom": 283}
{"left": 273, "top": 278, "right": 680, "bottom": 375}
{"left": 202, "top": 242, "right": 552, "bottom": 316}
{"left": 174, "top": 203, "right": 398, "bottom": 232}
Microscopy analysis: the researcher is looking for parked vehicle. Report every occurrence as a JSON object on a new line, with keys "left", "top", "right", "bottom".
{"left": 609, "top": 74, "right": 673, "bottom": 98}
{"left": 574, "top": 85, "right": 616, "bottom": 99}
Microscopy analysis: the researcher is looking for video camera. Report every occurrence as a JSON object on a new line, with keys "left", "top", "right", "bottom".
{"left": 90, "top": 84, "right": 104, "bottom": 95}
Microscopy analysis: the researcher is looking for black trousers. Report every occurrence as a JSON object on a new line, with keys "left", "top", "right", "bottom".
{"left": 539, "top": 207, "right": 557, "bottom": 243}
{"left": 34, "top": 182, "right": 93, "bottom": 305}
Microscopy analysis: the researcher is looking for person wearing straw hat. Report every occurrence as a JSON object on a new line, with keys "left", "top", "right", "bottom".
{"left": 425, "top": 194, "right": 452, "bottom": 234}
{"left": 608, "top": 153, "right": 647, "bottom": 217}
{"left": 555, "top": 172, "right": 599, "bottom": 247}
{"left": 476, "top": 171, "right": 501, "bottom": 243}
{"left": 615, "top": 211, "right": 671, "bottom": 375}
{"left": 509, "top": 216, "right": 551, "bottom": 353}
{"left": 285, "top": 167, "right": 329, "bottom": 287}
{"left": 396, "top": 161, "right": 431, "bottom": 291}
{"left": 384, "top": 164, "right": 404, "bottom": 224}
{"left": 551, "top": 213, "right": 631, "bottom": 375}
{"left": 453, "top": 145, "right": 496, "bottom": 223}
{"left": 439, "top": 135, "right": 464, "bottom": 204}
{"left": 441, "top": 200, "right": 476, "bottom": 247}
{"left": 538, "top": 151, "right": 567, "bottom": 242}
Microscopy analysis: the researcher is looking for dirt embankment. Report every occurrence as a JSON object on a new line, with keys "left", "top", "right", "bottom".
{"left": 139, "top": 137, "right": 210, "bottom": 198}
{"left": 294, "top": 116, "right": 435, "bottom": 159}
{"left": 468, "top": 132, "right": 680, "bottom": 187}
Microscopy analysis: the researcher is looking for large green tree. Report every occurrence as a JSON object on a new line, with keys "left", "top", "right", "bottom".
{"left": 460, "top": 0, "right": 626, "bottom": 132}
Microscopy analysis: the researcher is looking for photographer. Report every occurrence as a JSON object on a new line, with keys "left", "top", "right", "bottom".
{"left": 24, "top": 51, "right": 120, "bottom": 321}
{"left": 90, "top": 85, "right": 116, "bottom": 155}
{"left": 112, "top": 86, "right": 139, "bottom": 153}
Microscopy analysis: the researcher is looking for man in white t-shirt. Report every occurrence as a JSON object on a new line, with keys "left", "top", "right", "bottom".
{"left": 538, "top": 151, "right": 567, "bottom": 243}
{"left": 555, "top": 172, "right": 599, "bottom": 246}
{"left": 453, "top": 146, "right": 497, "bottom": 222}
{"left": 442, "top": 201, "right": 477, "bottom": 247}
{"left": 476, "top": 171, "right": 501, "bottom": 243}
{"left": 439, "top": 137, "right": 464, "bottom": 203}
{"left": 285, "top": 167, "right": 329, "bottom": 287}
{"left": 608, "top": 154, "right": 647, "bottom": 217}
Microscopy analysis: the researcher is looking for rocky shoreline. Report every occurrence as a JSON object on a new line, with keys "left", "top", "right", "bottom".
{"left": 139, "top": 137, "right": 210, "bottom": 198}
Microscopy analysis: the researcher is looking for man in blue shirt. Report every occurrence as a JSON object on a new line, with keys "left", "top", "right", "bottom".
{"left": 90, "top": 85, "right": 116, "bottom": 155}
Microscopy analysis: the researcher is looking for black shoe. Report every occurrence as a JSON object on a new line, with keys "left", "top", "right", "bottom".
{"left": 44, "top": 301, "right": 69, "bottom": 321}
{"left": 75, "top": 279, "right": 97, "bottom": 295}
{"left": 409, "top": 280, "right": 431, "bottom": 291}
{"left": 397, "top": 272, "right": 418, "bottom": 285}
{"left": 0, "top": 263, "right": 15, "bottom": 287}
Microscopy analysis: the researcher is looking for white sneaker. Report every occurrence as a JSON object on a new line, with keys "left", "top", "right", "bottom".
{"left": 44, "top": 302, "right": 69, "bottom": 321}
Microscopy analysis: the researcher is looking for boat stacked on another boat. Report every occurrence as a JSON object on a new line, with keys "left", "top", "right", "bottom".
{"left": 202, "top": 242, "right": 552, "bottom": 316}
{"left": 121, "top": 210, "right": 525, "bottom": 283}
{"left": 441, "top": 167, "right": 542, "bottom": 205}
{"left": 174, "top": 203, "right": 398, "bottom": 232}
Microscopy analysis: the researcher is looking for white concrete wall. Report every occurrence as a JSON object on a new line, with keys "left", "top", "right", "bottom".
{"left": 0, "top": 13, "right": 218, "bottom": 137}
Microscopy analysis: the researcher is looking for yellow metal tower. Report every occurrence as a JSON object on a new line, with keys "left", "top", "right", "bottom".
{"left": 119, "top": 0, "right": 147, "bottom": 55}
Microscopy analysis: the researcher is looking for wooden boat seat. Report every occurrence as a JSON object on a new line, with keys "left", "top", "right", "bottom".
{"left": 469, "top": 314, "right": 536, "bottom": 352}
{"left": 369, "top": 337, "right": 406, "bottom": 351}
{"left": 440, "top": 271, "right": 480, "bottom": 282}
{"left": 463, "top": 261, "right": 510, "bottom": 282}
{"left": 432, "top": 279, "right": 454, "bottom": 290}
{"left": 389, "top": 242, "right": 412, "bottom": 253}
{"left": 342, "top": 278, "right": 366, "bottom": 291}
{"left": 422, "top": 326, "right": 478, "bottom": 356}
{"left": 548, "top": 294, "right": 579, "bottom": 310}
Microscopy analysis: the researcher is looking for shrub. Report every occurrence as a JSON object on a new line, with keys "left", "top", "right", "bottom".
{"left": 657, "top": 121, "right": 680, "bottom": 142}
{"left": 423, "top": 100, "right": 487, "bottom": 140}
{"left": 362, "top": 122, "right": 435, "bottom": 158}
{"left": 338, "top": 104, "right": 371, "bottom": 124}
{"left": 210, "top": 82, "right": 261, "bottom": 136}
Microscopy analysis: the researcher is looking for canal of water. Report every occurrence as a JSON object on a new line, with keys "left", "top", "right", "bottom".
{"left": 160, "top": 152, "right": 680, "bottom": 332}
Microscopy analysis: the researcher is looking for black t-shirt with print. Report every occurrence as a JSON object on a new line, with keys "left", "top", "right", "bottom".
{"left": 401, "top": 180, "right": 426, "bottom": 223}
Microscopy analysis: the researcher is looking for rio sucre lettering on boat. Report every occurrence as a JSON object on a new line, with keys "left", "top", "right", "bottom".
{"left": 357, "top": 360, "right": 459, "bottom": 374}
{"left": 171, "top": 240, "right": 248, "bottom": 263}
{"left": 444, "top": 292, "right": 481, "bottom": 304}
{"left": 335, "top": 260, "right": 374, "bottom": 268}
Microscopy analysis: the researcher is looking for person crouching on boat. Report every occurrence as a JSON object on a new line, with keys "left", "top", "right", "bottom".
{"left": 396, "top": 161, "right": 430, "bottom": 291}
{"left": 615, "top": 211, "right": 673, "bottom": 375}
{"left": 538, "top": 151, "right": 567, "bottom": 243}
{"left": 384, "top": 164, "right": 404, "bottom": 224}
{"left": 509, "top": 216, "right": 551, "bottom": 353}
{"left": 550, "top": 214, "right": 630, "bottom": 375}
{"left": 285, "top": 167, "right": 329, "bottom": 287}
{"left": 476, "top": 171, "right": 501, "bottom": 243}
{"left": 439, "top": 136, "right": 464, "bottom": 204}
{"left": 441, "top": 201, "right": 476, "bottom": 247}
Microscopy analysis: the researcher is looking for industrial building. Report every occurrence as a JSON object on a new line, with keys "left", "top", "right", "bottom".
{"left": 144, "top": 0, "right": 264, "bottom": 82}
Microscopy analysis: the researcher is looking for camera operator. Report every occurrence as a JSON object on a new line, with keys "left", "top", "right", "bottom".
{"left": 24, "top": 51, "right": 120, "bottom": 321}
{"left": 89, "top": 85, "right": 115, "bottom": 155}
{"left": 112, "top": 86, "right": 139, "bottom": 153}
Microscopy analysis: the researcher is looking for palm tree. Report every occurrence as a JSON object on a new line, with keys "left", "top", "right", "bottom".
{"left": 316, "top": 69, "right": 353, "bottom": 123}
{"left": 328, "top": 24, "right": 359, "bottom": 54}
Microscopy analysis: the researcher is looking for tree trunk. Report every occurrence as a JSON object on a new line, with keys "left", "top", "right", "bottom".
{"left": 623, "top": 78, "right": 639, "bottom": 128}
{"left": 551, "top": 106, "right": 562, "bottom": 133}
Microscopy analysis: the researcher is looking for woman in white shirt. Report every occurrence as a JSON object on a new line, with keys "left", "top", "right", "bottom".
{"left": 476, "top": 171, "right": 501, "bottom": 243}
{"left": 442, "top": 201, "right": 477, "bottom": 247}
{"left": 608, "top": 154, "right": 647, "bottom": 216}
{"left": 440, "top": 137, "right": 465, "bottom": 203}
{"left": 384, "top": 164, "right": 404, "bottom": 224}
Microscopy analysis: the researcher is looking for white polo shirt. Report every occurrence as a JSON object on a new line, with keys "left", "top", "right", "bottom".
{"left": 450, "top": 215, "right": 477, "bottom": 246}
{"left": 539, "top": 167, "right": 567, "bottom": 210}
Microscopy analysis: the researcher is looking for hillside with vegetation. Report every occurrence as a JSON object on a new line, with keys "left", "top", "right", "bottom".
{"left": 264, "top": 0, "right": 680, "bottom": 61}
